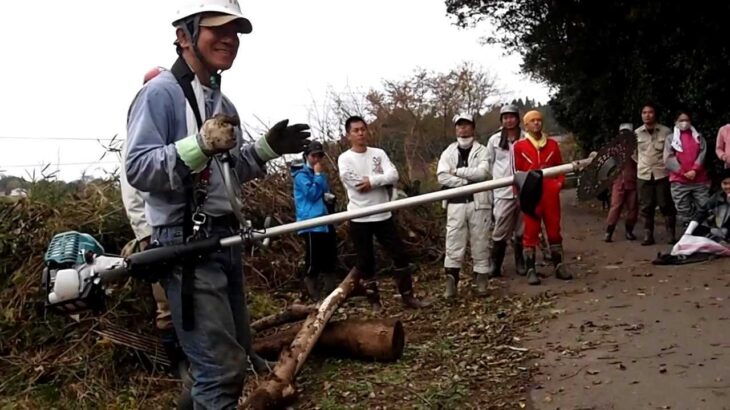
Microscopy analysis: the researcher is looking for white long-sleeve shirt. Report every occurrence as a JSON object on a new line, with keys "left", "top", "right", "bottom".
{"left": 338, "top": 147, "right": 398, "bottom": 223}
{"left": 120, "top": 138, "right": 153, "bottom": 240}
{"left": 485, "top": 130, "right": 523, "bottom": 199}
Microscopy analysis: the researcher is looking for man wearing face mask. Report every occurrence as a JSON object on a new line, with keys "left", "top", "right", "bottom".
{"left": 437, "top": 113, "right": 492, "bottom": 297}
{"left": 635, "top": 103, "right": 676, "bottom": 245}
{"left": 663, "top": 110, "right": 710, "bottom": 231}
{"left": 513, "top": 110, "right": 572, "bottom": 285}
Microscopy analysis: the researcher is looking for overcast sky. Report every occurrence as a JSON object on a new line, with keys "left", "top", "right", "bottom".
{"left": 0, "top": 0, "right": 549, "bottom": 181}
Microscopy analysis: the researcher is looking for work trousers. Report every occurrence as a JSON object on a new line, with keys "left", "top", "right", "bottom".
{"left": 444, "top": 201, "right": 491, "bottom": 274}
{"left": 492, "top": 197, "right": 523, "bottom": 242}
{"left": 606, "top": 185, "right": 638, "bottom": 228}
{"left": 523, "top": 190, "right": 562, "bottom": 249}
{"left": 670, "top": 182, "right": 710, "bottom": 230}
{"left": 638, "top": 176, "right": 676, "bottom": 230}
{"left": 154, "top": 223, "right": 252, "bottom": 410}
{"left": 302, "top": 229, "right": 338, "bottom": 278}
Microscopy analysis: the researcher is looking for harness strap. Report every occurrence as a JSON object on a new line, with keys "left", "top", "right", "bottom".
{"left": 171, "top": 57, "right": 206, "bottom": 331}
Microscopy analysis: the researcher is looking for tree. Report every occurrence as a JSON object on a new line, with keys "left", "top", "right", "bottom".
{"left": 445, "top": 0, "right": 730, "bottom": 165}
{"left": 313, "top": 62, "right": 501, "bottom": 184}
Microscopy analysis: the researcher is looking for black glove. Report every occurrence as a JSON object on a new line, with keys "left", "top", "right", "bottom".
{"left": 266, "top": 119, "right": 311, "bottom": 155}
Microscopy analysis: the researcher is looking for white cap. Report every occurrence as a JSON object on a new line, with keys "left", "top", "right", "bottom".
{"left": 453, "top": 113, "right": 474, "bottom": 125}
{"left": 619, "top": 123, "right": 634, "bottom": 132}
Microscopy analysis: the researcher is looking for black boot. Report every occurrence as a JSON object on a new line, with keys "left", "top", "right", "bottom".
{"left": 176, "top": 387, "right": 193, "bottom": 410}
{"left": 394, "top": 264, "right": 430, "bottom": 309}
{"left": 161, "top": 329, "right": 188, "bottom": 378}
{"left": 641, "top": 216, "right": 655, "bottom": 246}
{"left": 321, "top": 272, "right": 339, "bottom": 297}
{"left": 490, "top": 240, "right": 507, "bottom": 278}
{"left": 665, "top": 216, "right": 677, "bottom": 244}
{"left": 641, "top": 228, "right": 655, "bottom": 246}
{"left": 550, "top": 244, "right": 573, "bottom": 280}
{"left": 603, "top": 225, "right": 615, "bottom": 242}
{"left": 443, "top": 268, "right": 459, "bottom": 299}
{"left": 625, "top": 225, "right": 636, "bottom": 241}
{"left": 524, "top": 247, "right": 541, "bottom": 285}
{"left": 362, "top": 278, "right": 383, "bottom": 312}
{"left": 302, "top": 276, "right": 320, "bottom": 301}
{"left": 514, "top": 238, "right": 527, "bottom": 276}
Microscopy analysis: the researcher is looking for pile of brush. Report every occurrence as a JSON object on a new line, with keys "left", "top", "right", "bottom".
{"left": 0, "top": 141, "right": 447, "bottom": 407}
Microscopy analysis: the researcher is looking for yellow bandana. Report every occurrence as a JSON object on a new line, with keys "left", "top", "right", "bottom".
{"left": 526, "top": 132, "right": 547, "bottom": 149}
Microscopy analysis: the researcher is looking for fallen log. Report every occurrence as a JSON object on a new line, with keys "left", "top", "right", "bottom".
{"left": 241, "top": 267, "right": 361, "bottom": 409}
{"left": 254, "top": 318, "right": 404, "bottom": 362}
{"left": 250, "top": 304, "right": 316, "bottom": 332}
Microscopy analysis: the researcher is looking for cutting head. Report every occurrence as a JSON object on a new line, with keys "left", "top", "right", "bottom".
{"left": 577, "top": 130, "right": 637, "bottom": 201}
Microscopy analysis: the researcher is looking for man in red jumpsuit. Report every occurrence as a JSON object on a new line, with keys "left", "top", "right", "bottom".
{"left": 513, "top": 110, "right": 573, "bottom": 285}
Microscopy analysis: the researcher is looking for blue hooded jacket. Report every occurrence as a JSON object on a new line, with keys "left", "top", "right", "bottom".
{"left": 292, "top": 162, "right": 331, "bottom": 234}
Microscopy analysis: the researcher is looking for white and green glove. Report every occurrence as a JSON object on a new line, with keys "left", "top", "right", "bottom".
{"left": 175, "top": 114, "right": 240, "bottom": 172}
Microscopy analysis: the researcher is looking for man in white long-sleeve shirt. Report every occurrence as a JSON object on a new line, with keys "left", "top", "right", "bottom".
{"left": 338, "top": 116, "right": 429, "bottom": 311}
{"left": 437, "top": 113, "right": 492, "bottom": 298}
{"left": 485, "top": 104, "right": 527, "bottom": 278}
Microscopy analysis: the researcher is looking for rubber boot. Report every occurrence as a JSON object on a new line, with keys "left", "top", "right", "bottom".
{"left": 524, "top": 247, "right": 541, "bottom": 285}
{"left": 363, "top": 278, "right": 382, "bottom": 312}
{"left": 641, "top": 215, "right": 655, "bottom": 246}
{"left": 475, "top": 272, "right": 489, "bottom": 296}
{"left": 625, "top": 225, "right": 636, "bottom": 241}
{"left": 489, "top": 240, "right": 507, "bottom": 278}
{"left": 303, "top": 276, "right": 320, "bottom": 301}
{"left": 240, "top": 298, "right": 274, "bottom": 374}
{"left": 443, "top": 268, "right": 459, "bottom": 299}
{"left": 603, "top": 225, "right": 615, "bottom": 242}
{"left": 539, "top": 234, "right": 552, "bottom": 263}
{"left": 641, "top": 228, "right": 655, "bottom": 246}
{"left": 550, "top": 244, "right": 573, "bottom": 280}
{"left": 514, "top": 238, "right": 527, "bottom": 276}
{"left": 394, "top": 264, "right": 431, "bottom": 309}
{"left": 321, "top": 272, "right": 339, "bottom": 297}
{"left": 176, "top": 388, "right": 193, "bottom": 410}
{"left": 161, "top": 329, "right": 188, "bottom": 379}
{"left": 665, "top": 215, "right": 677, "bottom": 244}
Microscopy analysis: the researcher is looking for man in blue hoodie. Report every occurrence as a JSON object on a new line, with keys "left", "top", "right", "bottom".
{"left": 292, "top": 141, "right": 339, "bottom": 300}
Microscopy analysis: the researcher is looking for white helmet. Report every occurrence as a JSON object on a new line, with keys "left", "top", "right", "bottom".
{"left": 453, "top": 113, "right": 475, "bottom": 125}
{"left": 618, "top": 123, "right": 634, "bottom": 132}
{"left": 499, "top": 104, "right": 520, "bottom": 117}
{"left": 173, "top": 0, "right": 252, "bottom": 34}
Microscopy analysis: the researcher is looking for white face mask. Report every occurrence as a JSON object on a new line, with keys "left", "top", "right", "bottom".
{"left": 457, "top": 136, "right": 474, "bottom": 148}
{"left": 677, "top": 120, "right": 691, "bottom": 131}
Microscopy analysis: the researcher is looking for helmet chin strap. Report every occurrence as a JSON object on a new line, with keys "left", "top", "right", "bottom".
{"left": 181, "top": 15, "right": 223, "bottom": 90}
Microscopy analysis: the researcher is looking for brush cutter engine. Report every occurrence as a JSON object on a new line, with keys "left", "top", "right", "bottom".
{"left": 42, "top": 231, "right": 125, "bottom": 314}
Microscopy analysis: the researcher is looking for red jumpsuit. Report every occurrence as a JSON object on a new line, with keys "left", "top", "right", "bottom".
{"left": 513, "top": 136, "right": 564, "bottom": 248}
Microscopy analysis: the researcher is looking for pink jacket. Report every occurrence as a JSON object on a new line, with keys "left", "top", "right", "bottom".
{"left": 664, "top": 128, "right": 709, "bottom": 185}
{"left": 717, "top": 124, "right": 730, "bottom": 168}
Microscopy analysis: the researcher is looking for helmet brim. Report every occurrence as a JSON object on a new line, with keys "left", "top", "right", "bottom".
{"left": 199, "top": 14, "right": 252, "bottom": 34}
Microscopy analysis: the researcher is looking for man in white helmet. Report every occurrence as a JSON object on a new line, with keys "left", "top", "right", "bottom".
{"left": 125, "top": 1, "right": 311, "bottom": 407}
{"left": 485, "top": 104, "right": 527, "bottom": 277}
{"left": 437, "top": 113, "right": 492, "bottom": 298}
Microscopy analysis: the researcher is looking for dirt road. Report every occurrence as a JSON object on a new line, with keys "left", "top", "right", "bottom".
{"left": 510, "top": 191, "right": 730, "bottom": 410}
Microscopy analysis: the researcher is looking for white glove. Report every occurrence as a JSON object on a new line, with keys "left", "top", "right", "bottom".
{"left": 684, "top": 220, "right": 699, "bottom": 236}
{"left": 197, "top": 114, "right": 239, "bottom": 155}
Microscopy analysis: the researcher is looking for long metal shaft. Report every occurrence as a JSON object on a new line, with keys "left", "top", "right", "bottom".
{"left": 220, "top": 155, "right": 594, "bottom": 247}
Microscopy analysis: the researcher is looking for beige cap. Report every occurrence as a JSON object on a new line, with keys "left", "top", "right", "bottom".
{"left": 199, "top": 13, "right": 252, "bottom": 34}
